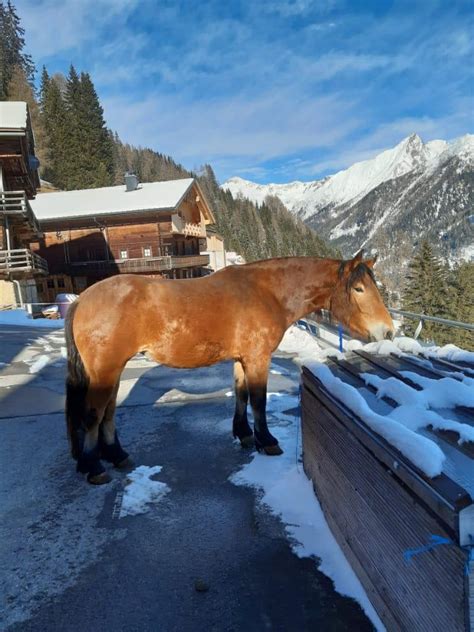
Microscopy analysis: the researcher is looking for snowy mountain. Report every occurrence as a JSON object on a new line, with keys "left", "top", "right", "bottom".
{"left": 223, "top": 134, "right": 474, "bottom": 288}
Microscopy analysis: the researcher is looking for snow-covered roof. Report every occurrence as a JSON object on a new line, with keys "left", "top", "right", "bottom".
{"left": 31, "top": 178, "right": 195, "bottom": 221}
{"left": 0, "top": 101, "right": 28, "bottom": 131}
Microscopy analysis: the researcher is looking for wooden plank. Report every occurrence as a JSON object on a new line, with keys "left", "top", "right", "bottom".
{"left": 302, "top": 398, "right": 468, "bottom": 631}
{"left": 302, "top": 369, "right": 472, "bottom": 529}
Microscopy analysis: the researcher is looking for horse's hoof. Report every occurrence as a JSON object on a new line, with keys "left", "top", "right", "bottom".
{"left": 240, "top": 435, "right": 255, "bottom": 449}
{"left": 263, "top": 444, "right": 284, "bottom": 456}
{"left": 87, "top": 471, "right": 112, "bottom": 485}
{"left": 115, "top": 457, "right": 133, "bottom": 470}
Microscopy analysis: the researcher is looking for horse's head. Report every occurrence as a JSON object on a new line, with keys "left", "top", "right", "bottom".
{"left": 330, "top": 251, "right": 395, "bottom": 341}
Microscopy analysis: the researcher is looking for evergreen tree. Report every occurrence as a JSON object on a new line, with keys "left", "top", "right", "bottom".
{"left": 62, "top": 67, "right": 114, "bottom": 189}
{"left": 39, "top": 68, "right": 69, "bottom": 187}
{"left": 7, "top": 64, "right": 48, "bottom": 170}
{"left": 448, "top": 262, "right": 474, "bottom": 351}
{"left": 402, "top": 241, "right": 452, "bottom": 344}
{"left": 0, "top": 0, "right": 35, "bottom": 99}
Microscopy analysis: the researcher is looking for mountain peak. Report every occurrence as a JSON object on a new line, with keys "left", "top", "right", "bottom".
{"left": 223, "top": 132, "right": 470, "bottom": 218}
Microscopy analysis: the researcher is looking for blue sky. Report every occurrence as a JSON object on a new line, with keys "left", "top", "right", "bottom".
{"left": 15, "top": 0, "right": 474, "bottom": 183}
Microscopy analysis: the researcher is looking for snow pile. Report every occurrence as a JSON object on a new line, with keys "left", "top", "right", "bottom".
{"left": 225, "top": 251, "right": 245, "bottom": 265}
{"left": 0, "top": 309, "right": 64, "bottom": 328}
{"left": 364, "top": 337, "right": 474, "bottom": 367}
{"left": 277, "top": 325, "right": 326, "bottom": 364}
{"left": 120, "top": 465, "right": 170, "bottom": 518}
{"left": 231, "top": 391, "right": 383, "bottom": 631}
{"left": 306, "top": 363, "right": 446, "bottom": 477}
{"left": 362, "top": 372, "right": 474, "bottom": 445}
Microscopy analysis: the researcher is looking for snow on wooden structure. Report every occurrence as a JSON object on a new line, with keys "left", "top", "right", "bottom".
{"left": 301, "top": 350, "right": 474, "bottom": 631}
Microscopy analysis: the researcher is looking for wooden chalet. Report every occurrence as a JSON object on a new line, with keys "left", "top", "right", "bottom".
{"left": 30, "top": 176, "right": 216, "bottom": 302}
{"left": 0, "top": 102, "right": 48, "bottom": 306}
{"left": 302, "top": 351, "right": 474, "bottom": 631}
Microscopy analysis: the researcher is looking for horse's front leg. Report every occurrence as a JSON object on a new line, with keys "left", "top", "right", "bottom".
{"left": 243, "top": 355, "right": 283, "bottom": 456}
{"left": 232, "top": 360, "right": 254, "bottom": 448}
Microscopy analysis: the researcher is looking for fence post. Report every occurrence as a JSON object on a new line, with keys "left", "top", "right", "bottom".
{"left": 338, "top": 323, "right": 344, "bottom": 352}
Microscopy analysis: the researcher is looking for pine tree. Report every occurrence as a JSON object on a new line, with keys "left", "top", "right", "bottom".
{"left": 0, "top": 0, "right": 35, "bottom": 99}
{"left": 6, "top": 64, "right": 48, "bottom": 170}
{"left": 449, "top": 262, "right": 474, "bottom": 351}
{"left": 402, "top": 241, "right": 452, "bottom": 344}
{"left": 39, "top": 68, "right": 69, "bottom": 188}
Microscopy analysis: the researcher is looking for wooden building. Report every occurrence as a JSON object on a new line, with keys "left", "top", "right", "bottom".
{"left": 30, "top": 176, "right": 216, "bottom": 302}
{"left": 0, "top": 102, "right": 48, "bottom": 306}
{"left": 301, "top": 351, "right": 474, "bottom": 631}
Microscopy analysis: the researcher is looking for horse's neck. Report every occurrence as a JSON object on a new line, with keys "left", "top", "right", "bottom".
{"left": 262, "top": 257, "right": 338, "bottom": 326}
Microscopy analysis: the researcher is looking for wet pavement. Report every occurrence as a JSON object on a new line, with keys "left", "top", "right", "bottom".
{"left": 0, "top": 324, "right": 374, "bottom": 632}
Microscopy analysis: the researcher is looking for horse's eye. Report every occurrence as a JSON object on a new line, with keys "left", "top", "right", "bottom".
{"left": 354, "top": 286, "right": 364, "bottom": 293}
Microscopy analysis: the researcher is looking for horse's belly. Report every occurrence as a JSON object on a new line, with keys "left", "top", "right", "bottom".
{"left": 149, "top": 339, "right": 229, "bottom": 369}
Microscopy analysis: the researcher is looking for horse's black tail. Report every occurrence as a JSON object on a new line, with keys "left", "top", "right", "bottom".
{"left": 65, "top": 300, "right": 89, "bottom": 460}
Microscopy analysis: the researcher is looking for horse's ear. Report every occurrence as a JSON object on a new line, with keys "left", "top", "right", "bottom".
{"left": 347, "top": 249, "right": 364, "bottom": 271}
{"left": 365, "top": 254, "right": 378, "bottom": 269}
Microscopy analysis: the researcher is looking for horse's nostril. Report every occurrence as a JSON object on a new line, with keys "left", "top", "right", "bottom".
{"left": 385, "top": 329, "right": 394, "bottom": 340}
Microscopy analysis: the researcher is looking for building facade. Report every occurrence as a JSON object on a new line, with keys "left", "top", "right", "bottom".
{"left": 30, "top": 177, "right": 216, "bottom": 302}
{"left": 0, "top": 102, "right": 48, "bottom": 306}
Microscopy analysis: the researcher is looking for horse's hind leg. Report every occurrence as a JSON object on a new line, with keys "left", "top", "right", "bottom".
{"left": 77, "top": 379, "right": 117, "bottom": 485}
{"left": 232, "top": 361, "right": 253, "bottom": 448}
{"left": 99, "top": 380, "right": 130, "bottom": 469}
{"left": 243, "top": 355, "right": 283, "bottom": 456}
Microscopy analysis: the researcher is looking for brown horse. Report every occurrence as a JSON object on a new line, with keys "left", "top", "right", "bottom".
{"left": 65, "top": 251, "right": 394, "bottom": 483}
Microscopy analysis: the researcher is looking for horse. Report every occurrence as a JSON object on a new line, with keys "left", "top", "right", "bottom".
{"left": 65, "top": 251, "right": 394, "bottom": 484}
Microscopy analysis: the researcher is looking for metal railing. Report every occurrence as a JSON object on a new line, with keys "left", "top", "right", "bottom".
{"left": 0, "top": 248, "right": 48, "bottom": 276}
{"left": 388, "top": 308, "right": 474, "bottom": 339}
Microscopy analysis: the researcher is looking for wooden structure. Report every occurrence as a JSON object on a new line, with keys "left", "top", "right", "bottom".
{"left": 30, "top": 177, "right": 215, "bottom": 302}
{"left": 301, "top": 351, "right": 474, "bottom": 631}
{"left": 0, "top": 103, "right": 47, "bottom": 305}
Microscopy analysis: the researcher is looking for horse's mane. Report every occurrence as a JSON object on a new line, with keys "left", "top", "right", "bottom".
{"left": 338, "top": 261, "right": 375, "bottom": 290}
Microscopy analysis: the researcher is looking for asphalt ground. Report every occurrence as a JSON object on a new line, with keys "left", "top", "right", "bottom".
{"left": 0, "top": 324, "right": 374, "bottom": 632}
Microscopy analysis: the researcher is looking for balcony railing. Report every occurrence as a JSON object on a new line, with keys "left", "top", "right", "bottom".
{"left": 171, "top": 213, "right": 206, "bottom": 238}
{"left": 0, "top": 191, "right": 40, "bottom": 234}
{"left": 0, "top": 248, "right": 48, "bottom": 278}
{"left": 68, "top": 254, "right": 210, "bottom": 275}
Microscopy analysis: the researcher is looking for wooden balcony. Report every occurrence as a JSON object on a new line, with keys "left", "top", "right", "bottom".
{"left": 68, "top": 254, "right": 210, "bottom": 275}
{"left": 0, "top": 190, "right": 41, "bottom": 236}
{"left": 0, "top": 248, "right": 49, "bottom": 279}
{"left": 171, "top": 213, "right": 206, "bottom": 238}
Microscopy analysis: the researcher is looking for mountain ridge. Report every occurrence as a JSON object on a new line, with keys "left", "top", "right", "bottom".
{"left": 223, "top": 133, "right": 474, "bottom": 290}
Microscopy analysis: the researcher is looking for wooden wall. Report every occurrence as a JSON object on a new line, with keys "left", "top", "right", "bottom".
{"left": 301, "top": 368, "right": 470, "bottom": 631}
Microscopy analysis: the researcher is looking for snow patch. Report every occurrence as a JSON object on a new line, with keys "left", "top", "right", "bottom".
{"left": 120, "top": 465, "right": 170, "bottom": 518}
{"left": 230, "top": 391, "right": 384, "bottom": 631}
{"left": 28, "top": 354, "right": 51, "bottom": 374}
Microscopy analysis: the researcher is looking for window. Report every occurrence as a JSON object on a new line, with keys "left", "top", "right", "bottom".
{"left": 57, "top": 277, "right": 65, "bottom": 288}
{"left": 143, "top": 246, "right": 152, "bottom": 257}
{"left": 47, "top": 279, "right": 55, "bottom": 289}
{"left": 120, "top": 249, "right": 128, "bottom": 259}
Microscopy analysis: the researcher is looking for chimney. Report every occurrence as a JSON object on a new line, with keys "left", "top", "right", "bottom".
{"left": 124, "top": 172, "right": 139, "bottom": 192}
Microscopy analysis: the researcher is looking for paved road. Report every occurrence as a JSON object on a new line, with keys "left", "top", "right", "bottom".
{"left": 0, "top": 324, "right": 374, "bottom": 631}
